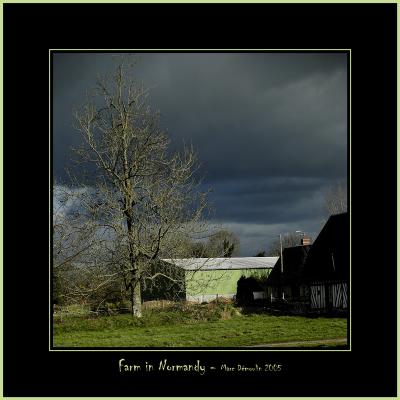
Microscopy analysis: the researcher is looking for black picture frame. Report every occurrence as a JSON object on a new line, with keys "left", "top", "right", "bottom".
{"left": 3, "top": 3, "right": 397, "bottom": 397}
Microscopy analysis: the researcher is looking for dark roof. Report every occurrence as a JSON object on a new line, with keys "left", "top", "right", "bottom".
{"left": 266, "top": 245, "right": 311, "bottom": 286}
{"left": 303, "top": 212, "right": 349, "bottom": 282}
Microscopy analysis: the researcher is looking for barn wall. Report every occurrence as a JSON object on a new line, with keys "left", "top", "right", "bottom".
{"left": 185, "top": 268, "right": 271, "bottom": 299}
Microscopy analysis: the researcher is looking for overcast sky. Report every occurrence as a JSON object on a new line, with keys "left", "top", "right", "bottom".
{"left": 53, "top": 52, "right": 347, "bottom": 256}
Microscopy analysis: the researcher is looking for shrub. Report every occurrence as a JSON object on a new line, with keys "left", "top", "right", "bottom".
{"left": 53, "top": 300, "right": 241, "bottom": 334}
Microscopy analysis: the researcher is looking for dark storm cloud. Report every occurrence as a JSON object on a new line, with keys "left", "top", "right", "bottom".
{"left": 207, "top": 176, "right": 327, "bottom": 222}
{"left": 135, "top": 53, "right": 347, "bottom": 182}
{"left": 53, "top": 52, "right": 347, "bottom": 255}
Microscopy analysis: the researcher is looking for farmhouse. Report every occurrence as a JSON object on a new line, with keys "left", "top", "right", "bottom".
{"left": 265, "top": 244, "right": 311, "bottom": 301}
{"left": 265, "top": 212, "right": 349, "bottom": 313}
{"left": 163, "top": 257, "right": 278, "bottom": 302}
{"left": 303, "top": 212, "right": 349, "bottom": 311}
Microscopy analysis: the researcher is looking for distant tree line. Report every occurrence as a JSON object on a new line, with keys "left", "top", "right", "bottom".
{"left": 186, "top": 229, "right": 240, "bottom": 258}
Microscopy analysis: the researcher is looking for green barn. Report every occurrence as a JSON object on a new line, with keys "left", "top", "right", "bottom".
{"left": 163, "top": 257, "right": 278, "bottom": 302}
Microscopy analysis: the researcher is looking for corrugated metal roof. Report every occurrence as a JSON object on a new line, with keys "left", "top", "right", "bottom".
{"left": 162, "top": 257, "right": 279, "bottom": 271}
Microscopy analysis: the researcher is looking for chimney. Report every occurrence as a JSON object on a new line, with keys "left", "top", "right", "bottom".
{"left": 301, "top": 237, "right": 312, "bottom": 246}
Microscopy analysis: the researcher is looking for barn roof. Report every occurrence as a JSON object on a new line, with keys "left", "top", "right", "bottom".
{"left": 266, "top": 245, "right": 311, "bottom": 286}
{"left": 163, "top": 257, "right": 279, "bottom": 271}
{"left": 303, "top": 212, "right": 349, "bottom": 281}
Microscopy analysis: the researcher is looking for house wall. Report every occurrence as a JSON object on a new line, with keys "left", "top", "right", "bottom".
{"left": 266, "top": 286, "right": 280, "bottom": 299}
{"left": 266, "top": 284, "right": 309, "bottom": 301}
{"left": 185, "top": 268, "right": 271, "bottom": 301}
{"left": 310, "top": 281, "right": 348, "bottom": 310}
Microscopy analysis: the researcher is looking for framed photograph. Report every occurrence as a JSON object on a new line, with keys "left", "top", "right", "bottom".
{"left": 3, "top": 2, "right": 397, "bottom": 398}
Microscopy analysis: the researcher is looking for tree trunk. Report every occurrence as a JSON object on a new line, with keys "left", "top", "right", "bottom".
{"left": 130, "top": 278, "right": 142, "bottom": 318}
{"left": 124, "top": 205, "right": 143, "bottom": 318}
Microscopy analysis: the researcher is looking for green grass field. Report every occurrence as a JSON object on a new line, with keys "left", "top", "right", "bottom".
{"left": 53, "top": 303, "right": 347, "bottom": 348}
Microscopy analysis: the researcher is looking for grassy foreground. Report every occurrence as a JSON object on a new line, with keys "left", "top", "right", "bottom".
{"left": 53, "top": 302, "right": 347, "bottom": 348}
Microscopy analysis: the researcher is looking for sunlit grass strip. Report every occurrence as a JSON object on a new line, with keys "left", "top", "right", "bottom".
{"left": 53, "top": 313, "right": 347, "bottom": 348}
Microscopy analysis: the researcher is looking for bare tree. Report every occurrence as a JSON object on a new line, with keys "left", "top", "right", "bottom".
{"left": 206, "top": 229, "right": 240, "bottom": 257}
{"left": 53, "top": 185, "right": 98, "bottom": 270}
{"left": 71, "top": 61, "right": 210, "bottom": 317}
{"left": 53, "top": 185, "right": 95, "bottom": 306}
{"left": 179, "top": 228, "right": 240, "bottom": 258}
{"left": 52, "top": 185, "right": 121, "bottom": 309}
{"left": 324, "top": 181, "right": 347, "bottom": 215}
